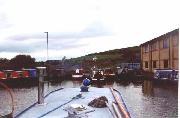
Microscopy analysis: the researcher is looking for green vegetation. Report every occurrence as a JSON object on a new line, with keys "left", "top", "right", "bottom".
{"left": 0, "top": 46, "right": 140, "bottom": 71}
{"left": 0, "top": 55, "right": 36, "bottom": 70}
{"left": 67, "top": 46, "right": 140, "bottom": 69}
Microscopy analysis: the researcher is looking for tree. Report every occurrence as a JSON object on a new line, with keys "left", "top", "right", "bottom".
{"left": 10, "top": 55, "right": 36, "bottom": 70}
{"left": 0, "top": 58, "right": 10, "bottom": 70}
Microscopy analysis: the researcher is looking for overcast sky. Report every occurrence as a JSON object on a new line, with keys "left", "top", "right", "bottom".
{"left": 0, "top": 0, "right": 179, "bottom": 61}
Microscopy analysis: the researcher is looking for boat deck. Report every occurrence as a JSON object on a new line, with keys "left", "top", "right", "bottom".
{"left": 17, "top": 87, "right": 122, "bottom": 118}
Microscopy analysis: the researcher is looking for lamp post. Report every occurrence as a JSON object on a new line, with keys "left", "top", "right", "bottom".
{"left": 44, "top": 32, "right": 48, "bottom": 61}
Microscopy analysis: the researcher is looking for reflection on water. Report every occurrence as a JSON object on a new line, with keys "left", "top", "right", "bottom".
{"left": 0, "top": 79, "right": 178, "bottom": 118}
{"left": 142, "top": 80, "right": 154, "bottom": 96}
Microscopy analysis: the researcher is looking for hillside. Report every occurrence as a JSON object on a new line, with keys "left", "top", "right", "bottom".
{"left": 66, "top": 46, "right": 140, "bottom": 70}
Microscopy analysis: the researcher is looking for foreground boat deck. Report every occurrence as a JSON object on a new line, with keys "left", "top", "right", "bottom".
{"left": 17, "top": 87, "right": 122, "bottom": 118}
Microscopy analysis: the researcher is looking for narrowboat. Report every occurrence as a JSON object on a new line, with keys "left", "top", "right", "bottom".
{"left": 91, "top": 69, "right": 105, "bottom": 81}
{"left": 22, "top": 69, "right": 37, "bottom": 78}
{"left": 3, "top": 70, "right": 14, "bottom": 79}
{"left": 0, "top": 71, "right": 6, "bottom": 79}
{"left": 14, "top": 87, "right": 131, "bottom": 118}
{"left": 72, "top": 69, "right": 84, "bottom": 80}
{"left": 12, "top": 71, "right": 19, "bottom": 79}
{"left": 154, "top": 69, "right": 178, "bottom": 80}
{"left": 103, "top": 68, "right": 116, "bottom": 81}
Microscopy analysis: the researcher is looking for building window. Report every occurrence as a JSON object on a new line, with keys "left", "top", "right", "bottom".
{"left": 145, "top": 61, "right": 148, "bottom": 68}
{"left": 144, "top": 45, "right": 149, "bottom": 53}
{"left": 151, "top": 42, "right": 157, "bottom": 51}
{"left": 163, "top": 39, "right": 169, "bottom": 48}
{"left": 163, "top": 60, "right": 169, "bottom": 68}
{"left": 153, "top": 61, "right": 157, "bottom": 68}
{"left": 173, "top": 38, "right": 178, "bottom": 47}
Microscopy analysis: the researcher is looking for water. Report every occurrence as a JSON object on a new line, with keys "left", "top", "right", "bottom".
{"left": 0, "top": 80, "right": 178, "bottom": 118}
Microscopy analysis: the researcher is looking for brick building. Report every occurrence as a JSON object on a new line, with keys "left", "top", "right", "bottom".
{"left": 140, "top": 29, "right": 179, "bottom": 72}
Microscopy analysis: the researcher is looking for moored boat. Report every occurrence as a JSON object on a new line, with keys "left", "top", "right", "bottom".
{"left": 72, "top": 69, "right": 84, "bottom": 80}
{"left": 91, "top": 69, "right": 105, "bottom": 81}
{"left": 103, "top": 68, "right": 116, "bottom": 81}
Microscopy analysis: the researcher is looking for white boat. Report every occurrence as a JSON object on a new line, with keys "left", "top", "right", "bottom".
{"left": 14, "top": 87, "right": 131, "bottom": 118}
{"left": 72, "top": 69, "right": 84, "bottom": 79}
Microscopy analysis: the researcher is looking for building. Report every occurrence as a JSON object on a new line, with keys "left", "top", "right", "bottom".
{"left": 140, "top": 29, "right": 179, "bottom": 72}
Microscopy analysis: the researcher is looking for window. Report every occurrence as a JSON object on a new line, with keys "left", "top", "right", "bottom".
{"left": 144, "top": 45, "right": 149, "bottom": 53}
{"left": 163, "top": 39, "right": 169, "bottom": 48}
{"left": 145, "top": 61, "right": 148, "bottom": 68}
{"left": 173, "top": 38, "right": 178, "bottom": 47}
{"left": 151, "top": 42, "right": 157, "bottom": 51}
{"left": 163, "top": 60, "right": 169, "bottom": 68}
{"left": 153, "top": 61, "right": 157, "bottom": 68}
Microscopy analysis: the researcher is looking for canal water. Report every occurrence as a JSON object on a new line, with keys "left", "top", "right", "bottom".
{"left": 0, "top": 79, "right": 178, "bottom": 118}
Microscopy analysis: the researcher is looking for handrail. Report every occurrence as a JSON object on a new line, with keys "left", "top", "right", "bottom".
{"left": 112, "top": 102, "right": 122, "bottom": 118}
{"left": 113, "top": 88, "right": 133, "bottom": 118}
{"left": 0, "top": 81, "right": 14, "bottom": 118}
{"left": 110, "top": 88, "right": 130, "bottom": 118}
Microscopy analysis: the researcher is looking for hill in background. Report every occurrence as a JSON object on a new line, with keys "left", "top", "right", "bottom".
{"left": 65, "top": 46, "right": 140, "bottom": 70}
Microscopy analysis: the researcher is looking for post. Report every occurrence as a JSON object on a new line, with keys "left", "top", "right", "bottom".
{"left": 44, "top": 32, "right": 48, "bottom": 61}
{"left": 37, "top": 67, "right": 46, "bottom": 104}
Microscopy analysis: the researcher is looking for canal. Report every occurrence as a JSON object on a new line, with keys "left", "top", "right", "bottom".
{"left": 0, "top": 79, "right": 178, "bottom": 118}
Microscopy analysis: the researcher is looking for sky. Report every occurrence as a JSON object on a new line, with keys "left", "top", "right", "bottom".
{"left": 0, "top": 0, "right": 179, "bottom": 61}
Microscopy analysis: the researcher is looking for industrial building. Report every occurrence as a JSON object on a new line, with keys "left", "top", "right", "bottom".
{"left": 140, "top": 29, "right": 179, "bottom": 72}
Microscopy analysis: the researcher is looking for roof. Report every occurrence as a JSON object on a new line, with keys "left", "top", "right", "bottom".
{"left": 140, "top": 29, "right": 179, "bottom": 46}
{"left": 16, "top": 87, "right": 122, "bottom": 118}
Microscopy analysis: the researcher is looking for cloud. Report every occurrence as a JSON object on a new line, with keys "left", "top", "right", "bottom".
{"left": 0, "top": 12, "right": 12, "bottom": 31}
{"left": 0, "top": 22, "right": 112, "bottom": 53}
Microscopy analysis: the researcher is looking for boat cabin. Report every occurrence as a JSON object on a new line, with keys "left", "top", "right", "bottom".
{"left": 3, "top": 70, "right": 14, "bottom": 79}
{"left": 0, "top": 71, "right": 6, "bottom": 79}
{"left": 72, "top": 69, "right": 84, "bottom": 79}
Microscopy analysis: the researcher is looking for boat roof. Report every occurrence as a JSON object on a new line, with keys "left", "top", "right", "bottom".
{"left": 3, "top": 70, "right": 14, "bottom": 72}
{"left": 22, "top": 69, "right": 36, "bottom": 71}
{"left": 16, "top": 87, "right": 122, "bottom": 118}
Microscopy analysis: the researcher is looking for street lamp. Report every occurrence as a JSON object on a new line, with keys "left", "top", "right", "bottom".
{"left": 44, "top": 32, "right": 48, "bottom": 61}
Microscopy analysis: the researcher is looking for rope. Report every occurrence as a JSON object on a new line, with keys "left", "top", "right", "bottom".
{"left": 0, "top": 81, "right": 14, "bottom": 117}
{"left": 113, "top": 88, "right": 133, "bottom": 118}
{"left": 14, "top": 88, "right": 64, "bottom": 118}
